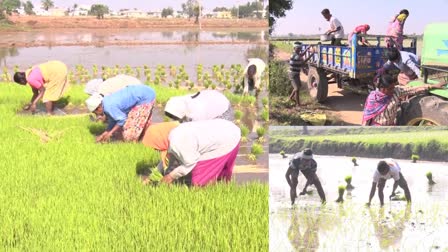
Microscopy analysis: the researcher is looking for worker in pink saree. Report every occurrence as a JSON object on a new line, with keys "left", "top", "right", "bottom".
{"left": 385, "top": 9, "right": 409, "bottom": 50}
{"left": 160, "top": 119, "right": 241, "bottom": 186}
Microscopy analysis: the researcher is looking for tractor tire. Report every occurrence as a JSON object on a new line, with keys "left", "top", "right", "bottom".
{"left": 399, "top": 95, "right": 448, "bottom": 126}
{"left": 307, "top": 67, "right": 328, "bottom": 102}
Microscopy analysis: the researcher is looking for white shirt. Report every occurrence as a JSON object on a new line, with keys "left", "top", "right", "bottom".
{"left": 165, "top": 90, "right": 230, "bottom": 121}
{"left": 243, "top": 58, "right": 266, "bottom": 93}
{"left": 373, "top": 158, "right": 401, "bottom": 183}
{"left": 167, "top": 119, "right": 241, "bottom": 179}
{"left": 188, "top": 90, "right": 230, "bottom": 121}
{"left": 329, "top": 16, "right": 344, "bottom": 39}
{"left": 98, "top": 74, "right": 142, "bottom": 96}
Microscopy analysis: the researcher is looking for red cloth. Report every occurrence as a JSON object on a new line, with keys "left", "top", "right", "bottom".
{"left": 190, "top": 143, "right": 240, "bottom": 186}
{"left": 353, "top": 24, "right": 369, "bottom": 34}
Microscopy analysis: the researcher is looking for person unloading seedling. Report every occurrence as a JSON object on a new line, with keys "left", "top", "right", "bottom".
{"left": 367, "top": 158, "right": 411, "bottom": 207}
{"left": 285, "top": 148, "right": 326, "bottom": 205}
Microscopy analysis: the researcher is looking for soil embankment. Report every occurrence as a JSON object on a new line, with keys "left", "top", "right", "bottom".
{"left": 270, "top": 138, "right": 448, "bottom": 162}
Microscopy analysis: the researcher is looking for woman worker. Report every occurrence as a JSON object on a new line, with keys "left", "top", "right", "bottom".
{"left": 160, "top": 119, "right": 241, "bottom": 186}
{"left": 385, "top": 9, "right": 409, "bottom": 50}
{"left": 164, "top": 90, "right": 234, "bottom": 122}
{"left": 362, "top": 74, "right": 446, "bottom": 126}
{"left": 14, "top": 60, "right": 69, "bottom": 115}
{"left": 141, "top": 121, "right": 180, "bottom": 176}
{"left": 85, "top": 85, "right": 156, "bottom": 142}
{"left": 347, "top": 24, "right": 371, "bottom": 47}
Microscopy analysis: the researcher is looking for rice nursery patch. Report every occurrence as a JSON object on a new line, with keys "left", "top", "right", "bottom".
{"left": 0, "top": 84, "right": 267, "bottom": 250}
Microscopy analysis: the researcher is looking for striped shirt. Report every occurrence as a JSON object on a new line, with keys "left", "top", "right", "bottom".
{"left": 289, "top": 52, "right": 305, "bottom": 74}
{"left": 371, "top": 86, "right": 429, "bottom": 125}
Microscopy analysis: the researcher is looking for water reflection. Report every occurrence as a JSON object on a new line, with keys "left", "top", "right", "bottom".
{"left": 370, "top": 206, "right": 411, "bottom": 250}
{"left": 0, "top": 30, "right": 267, "bottom": 45}
{"left": 161, "top": 31, "right": 174, "bottom": 39}
{"left": 0, "top": 47, "right": 19, "bottom": 66}
{"left": 288, "top": 210, "right": 320, "bottom": 251}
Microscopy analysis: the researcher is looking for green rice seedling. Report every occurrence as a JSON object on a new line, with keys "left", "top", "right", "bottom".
{"left": 345, "top": 175, "right": 355, "bottom": 190}
{"left": 92, "top": 64, "right": 98, "bottom": 77}
{"left": 351, "top": 157, "right": 359, "bottom": 166}
{"left": 426, "top": 172, "right": 436, "bottom": 185}
{"left": 204, "top": 80, "right": 210, "bottom": 89}
{"left": 261, "top": 109, "right": 269, "bottom": 122}
{"left": 189, "top": 81, "right": 195, "bottom": 90}
{"left": 135, "top": 67, "right": 142, "bottom": 78}
{"left": 336, "top": 185, "right": 346, "bottom": 203}
{"left": 13, "top": 64, "right": 19, "bottom": 73}
{"left": 211, "top": 83, "right": 217, "bottom": 90}
{"left": 411, "top": 154, "right": 420, "bottom": 163}
{"left": 234, "top": 110, "right": 243, "bottom": 123}
{"left": 251, "top": 143, "right": 264, "bottom": 157}
{"left": 256, "top": 127, "right": 266, "bottom": 143}
{"left": 154, "top": 76, "right": 161, "bottom": 85}
{"left": 169, "top": 65, "right": 177, "bottom": 77}
{"left": 240, "top": 124, "right": 250, "bottom": 142}
{"left": 280, "top": 150, "right": 287, "bottom": 158}
{"left": 262, "top": 97, "right": 269, "bottom": 109}
{"left": 168, "top": 81, "right": 174, "bottom": 88}
{"left": 248, "top": 153, "right": 257, "bottom": 161}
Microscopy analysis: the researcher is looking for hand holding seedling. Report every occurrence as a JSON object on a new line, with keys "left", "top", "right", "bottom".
{"left": 30, "top": 103, "right": 37, "bottom": 114}
{"left": 96, "top": 131, "right": 112, "bottom": 143}
{"left": 160, "top": 174, "right": 174, "bottom": 184}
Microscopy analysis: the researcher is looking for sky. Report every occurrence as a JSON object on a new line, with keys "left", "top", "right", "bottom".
{"left": 272, "top": 0, "right": 448, "bottom": 36}
{"left": 31, "top": 0, "right": 265, "bottom": 13}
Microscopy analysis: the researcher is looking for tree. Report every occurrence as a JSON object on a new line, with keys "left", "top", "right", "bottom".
{"left": 41, "top": 0, "right": 54, "bottom": 11}
{"left": 213, "top": 7, "right": 228, "bottom": 12}
{"left": 161, "top": 7, "right": 173, "bottom": 18}
{"left": 89, "top": 4, "right": 109, "bottom": 19}
{"left": 181, "top": 0, "right": 201, "bottom": 23}
{"left": 230, "top": 2, "right": 262, "bottom": 18}
{"left": 269, "top": 0, "right": 293, "bottom": 34}
{"left": 1, "top": 0, "right": 21, "bottom": 15}
{"left": 24, "top": 0, "right": 34, "bottom": 15}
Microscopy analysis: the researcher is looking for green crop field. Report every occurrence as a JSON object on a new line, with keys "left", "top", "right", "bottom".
{"left": 0, "top": 83, "right": 268, "bottom": 250}
{"left": 273, "top": 130, "right": 448, "bottom": 147}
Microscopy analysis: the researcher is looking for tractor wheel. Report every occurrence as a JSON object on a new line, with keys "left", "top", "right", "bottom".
{"left": 400, "top": 95, "right": 448, "bottom": 126}
{"left": 307, "top": 67, "right": 328, "bottom": 102}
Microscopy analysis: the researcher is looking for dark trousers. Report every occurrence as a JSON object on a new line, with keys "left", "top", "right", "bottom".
{"left": 378, "top": 172, "right": 411, "bottom": 202}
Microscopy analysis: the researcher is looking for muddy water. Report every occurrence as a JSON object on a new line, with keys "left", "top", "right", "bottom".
{"left": 1, "top": 29, "right": 267, "bottom": 46}
{"left": 270, "top": 154, "right": 448, "bottom": 251}
{"left": 0, "top": 44, "right": 268, "bottom": 75}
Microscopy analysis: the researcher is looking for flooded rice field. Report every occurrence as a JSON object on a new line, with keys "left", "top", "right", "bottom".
{"left": 1, "top": 29, "right": 267, "bottom": 46}
{"left": 270, "top": 154, "right": 448, "bottom": 251}
{"left": 0, "top": 44, "right": 267, "bottom": 74}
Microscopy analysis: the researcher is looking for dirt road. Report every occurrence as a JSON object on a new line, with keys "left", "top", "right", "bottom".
{"left": 275, "top": 50, "right": 365, "bottom": 125}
